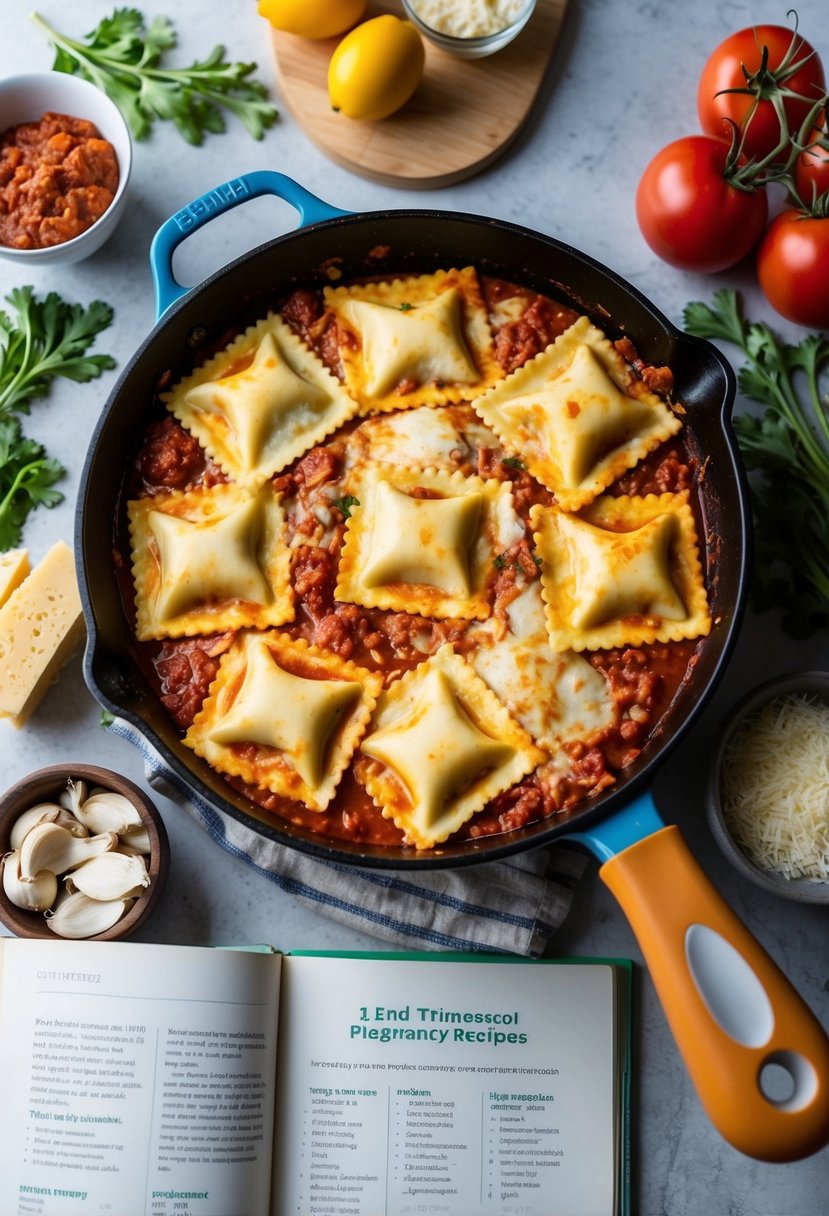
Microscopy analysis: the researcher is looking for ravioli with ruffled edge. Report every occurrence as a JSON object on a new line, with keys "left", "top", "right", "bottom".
{"left": 472, "top": 316, "right": 682, "bottom": 510}
{"left": 356, "top": 644, "right": 544, "bottom": 848}
{"left": 335, "top": 462, "right": 520, "bottom": 620}
{"left": 162, "top": 313, "right": 359, "bottom": 488}
{"left": 325, "top": 267, "right": 503, "bottom": 413}
{"left": 129, "top": 482, "right": 293, "bottom": 641}
{"left": 185, "top": 632, "right": 383, "bottom": 811}
{"left": 530, "top": 492, "right": 711, "bottom": 653}
{"left": 126, "top": 273, "right": 710, "bottom": 851}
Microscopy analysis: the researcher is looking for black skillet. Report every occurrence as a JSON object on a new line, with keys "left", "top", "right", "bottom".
{"left": 76, "top": 172, "right": 829, "bottom": 1160}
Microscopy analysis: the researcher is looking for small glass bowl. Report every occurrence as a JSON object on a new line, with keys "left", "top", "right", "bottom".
{"left": 401, "top": 0, "right": 537, "bottom": 59}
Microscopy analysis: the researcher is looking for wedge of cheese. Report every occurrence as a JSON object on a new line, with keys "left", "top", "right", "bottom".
{"left": 0, "top": 541, "right": 85, "bottom": 728}
{"left": 0, "top": 549, "right": 30, "bottom": 610}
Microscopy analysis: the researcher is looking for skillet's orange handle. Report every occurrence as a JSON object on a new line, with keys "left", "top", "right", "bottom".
{"left": 601, "top": 825, "right": 829, "bottom": 1161}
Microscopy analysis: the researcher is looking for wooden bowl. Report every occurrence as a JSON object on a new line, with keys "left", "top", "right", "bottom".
{"left": 0, "top": 764, "right": 169, "bottom": 939}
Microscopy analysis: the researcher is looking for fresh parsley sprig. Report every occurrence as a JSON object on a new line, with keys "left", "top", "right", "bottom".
{"left": 0, "top": 418, "right": 64, "bottom": 551}
{"left": 0, "top": 289, "right": 115, "bottom": 416}
{"left": 32, "top": 7, "right": 278, "bottom": 145}
{"left": 0, "top": 288, "right": 116, "bottom": 550}
{"left": 684, "top": 289, "right": 829, "bottom": 637}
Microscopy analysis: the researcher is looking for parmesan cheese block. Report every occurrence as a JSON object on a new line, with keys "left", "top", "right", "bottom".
{"left": 0, "top": 540, "right": 85, "bottom": 728}
{"left": 0, "top": 549, "right": 30, "bottom": 609}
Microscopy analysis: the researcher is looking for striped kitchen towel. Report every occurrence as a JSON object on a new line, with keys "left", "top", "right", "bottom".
{"left": 110, "top": 717, "right": 588, "bottom": 958}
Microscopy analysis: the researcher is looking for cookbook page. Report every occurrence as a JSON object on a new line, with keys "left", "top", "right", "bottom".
{"left": 0, "top": 940, "right": 282, "bottom": 1216}
{"left": 272, "top": 954, "right": 619, "bottom": 1216}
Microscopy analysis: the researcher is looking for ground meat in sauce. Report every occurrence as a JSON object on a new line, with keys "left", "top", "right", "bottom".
{"left": 122, "top": 273, "right": 709, "bottom": 850}
{"left": 0, "top": 112, "right": 119, "bottom": 250}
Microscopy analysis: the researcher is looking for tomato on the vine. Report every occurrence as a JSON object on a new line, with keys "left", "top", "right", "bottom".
{"left": 756, "top": 211, "right": 829, "bottom": 329}
{"left": 698, "top": 24, "right": 825, "bottom": 162}
{"left": 635, "top": 135, "right": 768, "bottom": 273}
{"left": 795, "top": 113, "right": 829, "bottom": 208}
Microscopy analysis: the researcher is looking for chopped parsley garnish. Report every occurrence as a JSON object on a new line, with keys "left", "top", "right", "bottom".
{"left": 333, "top": 494, "right": 360, "bottom": 519}
{"left": 399, "top": 302, "right": 414, "bottom": 311}
{"left": 502, "top": 455, "right": 525, "bottom": 470}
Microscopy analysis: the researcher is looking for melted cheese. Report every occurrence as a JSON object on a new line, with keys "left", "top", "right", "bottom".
{"left": 531, "top": 493, "right": 711, "bottom": 652}
{"left": 721, "top": 694, "right": 829, "bottom": 881}
{"left": 163, "top": 314, "right": 358, "bottom": 487}
{"left": 129, "top": 483, "right": 294, "bottom": 640}
{"left": 185, "top": 633, "right": 382, "bottom": 811}
{"left": 351, "top": 405, "right": 470, "bottom": 469}
{"left": 472, "top": 316, "right": 682, "bottom": 509}
{"left": 469, "top": 583, "right": 616, "bottom": 749}
{"left": 325, "top": 267, "right": 503, "bottom": 413}
{"left": 357, "top": 644, "right": 543, "bottom": 848}
{"left": 335, "top": 463, "right": 516, "bottom": 620}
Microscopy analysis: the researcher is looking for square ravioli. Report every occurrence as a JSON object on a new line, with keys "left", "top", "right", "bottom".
{"left": 324, "top": 267, "right": 503, "bottom": 413}
{"left": 129, "top": 482, "right": 293, "bottom": 640}
{"left": 335, "top": 463, "right": 521, "bottom": 620}
{"left": 472, "top": 315, "right": 682, "bottom": 510}
{"left": 356, "top": 644, "right": 544, "bottom": 849}
{"left": 185, "top": 632, "right": 382, "bottom": 811}
{"left": 162, "top": 313, "right": 359, "bottom": 487}
{"left": 530, "top": 492, "right": 711, "bottom": 653}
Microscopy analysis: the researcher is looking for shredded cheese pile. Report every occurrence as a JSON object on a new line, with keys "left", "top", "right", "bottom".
{"left": 721, "top": 693, "right": 829, "bottom": 882}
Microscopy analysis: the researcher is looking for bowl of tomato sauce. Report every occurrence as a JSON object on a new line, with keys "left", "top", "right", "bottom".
{"left": 0, "top": 71, "right": 132, "bottom": 265}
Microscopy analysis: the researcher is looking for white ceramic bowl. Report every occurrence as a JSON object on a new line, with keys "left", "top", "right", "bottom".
{"left": 401, "top": 0, "right": 537, "bottom": 58}
{"left": 0, "top": 72, "right": 132, "bottom": 265}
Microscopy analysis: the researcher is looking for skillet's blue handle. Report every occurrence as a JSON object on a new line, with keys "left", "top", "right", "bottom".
{"left": 150, "top": 171, "right": 350, "bottom": 320}
{"left": 564, "top": 789, "right": 665, "bottom": 861}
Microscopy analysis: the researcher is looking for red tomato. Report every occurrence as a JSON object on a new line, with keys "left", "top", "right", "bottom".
{"left": 795, "top": 114, "right": 829, "bottom": 208}
{"left": 635, "top": 136, "right": 768, "bottom": 273}
{"left": 756, "top": 210, "right": 829, "bottom": 328}
{"left": 698, "top": 24, "right": 825, "bottom": 162}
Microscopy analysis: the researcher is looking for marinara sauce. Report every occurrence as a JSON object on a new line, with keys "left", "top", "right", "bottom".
{"left": 118, "top": 274, "right": 708, "bottom": 849}
{"left": 0, "top": 111, "right": 119, "bottom": 250}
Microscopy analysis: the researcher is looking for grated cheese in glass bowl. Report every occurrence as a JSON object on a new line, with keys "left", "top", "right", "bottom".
{"left": 707, "top": 672, "right": 829, "bottom": 903}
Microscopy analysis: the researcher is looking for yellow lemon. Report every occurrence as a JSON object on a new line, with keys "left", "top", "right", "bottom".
{"left": 328, "top": 16, "right": 425, "bottom": 122}
{"left": 258, "top": 0, "right": 367, "bottom": 40}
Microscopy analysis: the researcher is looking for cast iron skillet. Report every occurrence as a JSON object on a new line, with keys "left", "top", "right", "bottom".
{"left": 76, "top": 173, "right": 829, "bottom": 1160}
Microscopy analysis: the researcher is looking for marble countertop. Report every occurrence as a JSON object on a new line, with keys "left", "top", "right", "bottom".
{"left": 1, "top": 0, "right": 828, "bottom": 1211}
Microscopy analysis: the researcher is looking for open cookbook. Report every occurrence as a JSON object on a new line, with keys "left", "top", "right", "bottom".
{"left": 0, "top": 939, "right": 631, "bottom": 1216}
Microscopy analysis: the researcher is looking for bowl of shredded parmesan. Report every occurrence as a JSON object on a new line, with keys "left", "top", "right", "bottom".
{"left": 707, "top": 672, "right": 829, "bottom": 902}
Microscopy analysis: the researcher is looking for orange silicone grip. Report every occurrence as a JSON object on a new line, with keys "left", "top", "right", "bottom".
{"left": 600, "top": 825, "right": 829, "bottom": 1161}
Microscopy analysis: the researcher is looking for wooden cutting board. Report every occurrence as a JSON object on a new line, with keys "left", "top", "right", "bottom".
{"left": 271, "top": 0, "right": 568, "bottom": 189}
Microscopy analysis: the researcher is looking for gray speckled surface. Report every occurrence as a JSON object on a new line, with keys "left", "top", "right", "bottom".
{"left": 1, "top": 1, "right": 828, "bottom": 1211}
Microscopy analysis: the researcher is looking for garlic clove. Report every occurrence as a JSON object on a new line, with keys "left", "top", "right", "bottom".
{"left": 19, "top": 824, "right": 118, "bottom": 880}
{"left": 9, "top": 803, "right": 62, "bottom": 850}
{"left": 59, "top": 779, "right": 88, "bottom": 817}
{"left": 53, "top": 808, "right": 89, "bottom": 838}
{"left": 2, "top": 850, "right": 59, "bottom": 912}
{"left": 117, "top": 825, "right": 152, "bottom": 856}
{"left": 74, "top": 791, "right": 143, "bottom": 835}
{"left": 70, "top": 852, "right": 150, "bottom": 902}
{"left": 45, "top": 891, "right": 130, "bottom": 938}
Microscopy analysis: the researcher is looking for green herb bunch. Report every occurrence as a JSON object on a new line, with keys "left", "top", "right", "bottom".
{"left": 684, "top": 290, "right": 829, "bottom": 637}
{"left": 32, "top": 7, "right": 278, "bottom": 145}
{"left": 0, "top": 289, "right": 116, "bottom": 550}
